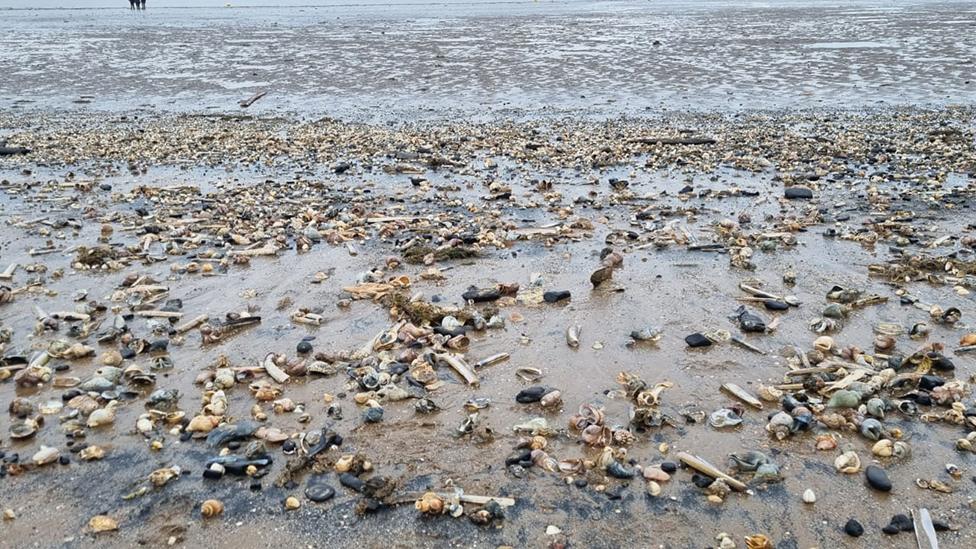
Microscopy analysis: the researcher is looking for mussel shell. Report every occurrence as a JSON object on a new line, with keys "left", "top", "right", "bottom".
{"left": 606, "top": 460, "right": 635, "bottom": 479}
{"left": 515, "top": 386, "right": 550, "bottom": 404}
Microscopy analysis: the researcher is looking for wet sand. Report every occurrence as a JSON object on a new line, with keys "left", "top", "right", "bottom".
{"left": 1, "top": 108, "right": 975, "bottom": 548}
{"left": 0, "top": 0, "right": 974, "bottom": 117}
{"left": 2, "top": 1, "right": 976, "bottom": 548}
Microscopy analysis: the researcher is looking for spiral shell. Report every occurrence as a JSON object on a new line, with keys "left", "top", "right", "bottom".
{"left": 201, "top": 499, "right": 224, "bottom": 518}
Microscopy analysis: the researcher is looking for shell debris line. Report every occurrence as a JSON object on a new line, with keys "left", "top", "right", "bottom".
{"left": 0, "top": 96, "right": 975, "bottom": 548}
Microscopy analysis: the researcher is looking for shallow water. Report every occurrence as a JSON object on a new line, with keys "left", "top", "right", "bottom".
{"left": 0, "top": 0, "right": 974, "bottom": 119}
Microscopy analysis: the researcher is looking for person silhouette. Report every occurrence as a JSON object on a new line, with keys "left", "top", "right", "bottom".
{"left": 129, "top": 0, "right": 137, "bottom": 8}
{"left": 139, "top": 0, "right": 146, "bottom": 9}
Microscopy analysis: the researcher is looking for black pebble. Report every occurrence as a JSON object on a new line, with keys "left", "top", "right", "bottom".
{"left": 763, "top": 300, "right": 790, "bottom": 311}
{"left": 227, "top": 441, "right": 241, "bottom": 451}
{"left": 573, "top": 478, "right": 587, "bottom": 489}
{"left": 918, "top": 375, "right": 945, "bottom": 391}
{"left": 660, "top": 461, "right": 678, "bottom": 473}
{"left": 785, "top": 186, "right": 814, "bottom": 199}
{"left": 339, "top": 472, "right": 364, "bottom": 492}
{"left": 889, "top": 514, "right": 913, "bottom": 532}
{"left": 297, "top": 341, "right": 313, "bottom": 354}
{"left": 543, "top": 290, "right": 571, "bottom": 303}
{"left": 882, "top": 524, "right": 900, "bottom": 535}
{"left": 865, "top": 465, "right": 892, "bottom": 492}
{"left": 515, "top": 386, "right": 548, "bottom": 403}
{"left": 250, "top": 480, "right": 262, "bottom": 491}
{"left": 844, "top": 519, "right": 864, "bottom": 537}
{"left": 59, "top": 455, "right": 70, "bottom": 465}
{"left": 283, "top": 440, "right": 297, "bottom": 453}
{"left": 685, "top": 333, "right": 712, "bottom": 347}
{"left": 305, "top": 484, "right": 336, "bottom": 503}
{"left": 691, "top": 474, "right": 712, "bottom": 488}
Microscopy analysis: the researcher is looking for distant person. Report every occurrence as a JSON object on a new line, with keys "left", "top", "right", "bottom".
{"left": 129, "top": 0, "right": 137, "bottom": 8}
{"left": 140, "top": 0, "right": 146, "bottom": 9}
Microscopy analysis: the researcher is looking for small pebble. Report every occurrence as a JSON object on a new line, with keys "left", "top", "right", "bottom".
{"left": 802, "top": 489, "right": 816, "bottom": 503}
{"left": 844, "top": 519, "right": 864, "bottom": 537}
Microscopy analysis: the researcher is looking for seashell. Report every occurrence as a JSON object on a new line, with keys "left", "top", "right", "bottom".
{"left": 68, "top": 394, "right": 100, "bottom": 415}
{"left": 580, "top": 424, "right": 612, "bottom": 446}
{"left": 32, "top": 445, "right": 60, "bottom": 466}
{"left": 859, "top": 418, "right": 884, "bottom": 440}
{"left": 530, "top": 449, "right": 559, "bottom": 472}
{"left": 873, "top": 335, "right": 895, "bottom": 351}
{"left": 872, "top": 439, "right": 894, "bottom": 457}
{"left": 815, "top": 434, "right": 838, "bottom": 451}
{"left": 513, "top": 417, "right": 553, "bottom": 436}
{"left": 606, "top": 460, "right": 635, "bottom": 479}
{"left": 865, "top": 398, "right": 885, "bottom": 419}
{"left": 754, "top": 462, "right": 781, "bottom": 483}
{"left": 756, "top": 385, "right": 783, "bottom": 402}
{"left": 201, "top": 499, "right": 224, "bottom": 518}
{"left": 642, "top": 466, "right": 670, "bottom": 482}
{"left": 595, "top": 446, "right": 616, "bottom": 470}
{"left": 136, "top": 415, "right": 154, "bottom": 434}
{"left": 149, "top": 465, "right": 182, "bottom": 487}
{"left": 87, "top": 402, "right": 118, "bottom": 428}
{"left": 80, "top": 446, "right": 106, "bottom": 461}
{"left": 814, "top": 336, "right": 834, "bottom": 352}
{"left": 88, "top": 515, "right": 118, "bottom": 533}
{"left": 709, "top": 408, "right": 743, "bottom": 428}
{"left": 891, "top": 441, "right": 911, "bottom": 459}
{"left": 961, "top": 333, "right": 976, "bottom": 346}
{"left": 827, "top": 390, "right": 860, "bottom": 408}
{"left": 415, "top": 492, "right": 444, "bottom": 515}
{"left": 728, "top": 451, "right": 769, "bottom": 472}
{"left": 558, "top": 459, "right": 585, "bottom": 474}
{"left": 765, "top": 411, "right": 793, "bottom": 440}
{"left": 540, "top": 390, "right": 562, "bottom": 408}
{"left": 646, "top": 480, "right": 662, "bottom": 496}
{"left": 187, "top": 415, "right": 221, "bottom": 434}
{"left": 745, "top": 534, "right": 773, "bottom": 549}
{"left": 834, "top": 451, "right": 861, "bottom": 474}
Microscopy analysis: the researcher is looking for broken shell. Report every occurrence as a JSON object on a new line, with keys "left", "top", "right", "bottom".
{"left": 872, "top": 439, "right": 894, "bottom": 457}
{"left": 756, "top": 385, "right": 783, "bottom": 402}
{"left": 88, "top": 515, "right": 118, "bottom": 533}
{"left": 540, "top": 390, "right": 562, "bottom": 408}
{"left": 149, "top": 465, "right": 182, "bottom": 487}
{"left": 814, "top": 336, "right": 835, "bottom": 353}
{"left": 834, "top": 451, "right": 861, "bottom": 474}
{"left": 815, "top": 434, "right": 838, "bottom": 451}
{"left": 745, "top": 534, "right": 773, "bottom": 549}
{"left": 32, "top": 445, "right": 60, "bottom": 466}
{"left": 79, "top": 446, "right": 106, "bottom": 461}
{"left": 710, "top": 408, "right": 743, "bottom": 428}
{"left": 728, "top": 451, "right": 769, "bottom": 472}
{"left": 201, "top": 499, "right": 224, "bottom": 518}
{"left": 873, "top": 334, "right": 896, "bottom": 351}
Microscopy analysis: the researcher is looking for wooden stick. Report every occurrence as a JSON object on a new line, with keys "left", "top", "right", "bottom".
{"left": 133, "top": 310, "right": 183, "bottom": 319}
{"left": 239, "top": 91, "right": 267, "bottom": 108}
{"left": 175, "top": 314, "right": 208, "bottom": 334}
{"left": 676, "top": 452, "right": 747, "bottom": 492}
